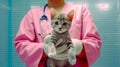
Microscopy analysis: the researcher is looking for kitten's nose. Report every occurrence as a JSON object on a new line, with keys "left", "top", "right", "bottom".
{"left": 59, "top": 28, "right": 62, "bottom": 30}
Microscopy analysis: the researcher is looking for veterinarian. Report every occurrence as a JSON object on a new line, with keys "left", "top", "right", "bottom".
{"left": 14, "top": 0, "right": 102, "bottom": 67}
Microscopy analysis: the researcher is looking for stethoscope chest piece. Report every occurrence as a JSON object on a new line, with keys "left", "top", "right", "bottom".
{"left": 40, "top": 14, "right": 48, "bottom": 21}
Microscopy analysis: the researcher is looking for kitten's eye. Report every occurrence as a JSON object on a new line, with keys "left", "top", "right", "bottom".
{"left": 63, "top": 22, "right": 67, "bottom": 26}
{"left": 55, "top": 21, "right": 58, "bottom": 25}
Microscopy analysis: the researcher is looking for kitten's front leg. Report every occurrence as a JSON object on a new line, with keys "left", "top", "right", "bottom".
{"left": 55, "top": 38, "right": 63, "bottom": 47}
{"left": 47, "top": 58, "right": 56, "bottom": 67}
{"left": 68, "top": 44, "right": 76, "bottom": 65}
{"left": 48, "top": 42, "right": 56, "bottom": 57}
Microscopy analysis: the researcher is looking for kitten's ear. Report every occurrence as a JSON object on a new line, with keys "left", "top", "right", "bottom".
{"left": 50, "top": 8, "right": 57, "bottom": 19}
{"left": 67, "top": 10, "right": 74, "bottom": 21}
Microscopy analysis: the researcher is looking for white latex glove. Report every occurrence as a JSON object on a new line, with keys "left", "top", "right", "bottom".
{"left": 71, "top": 39, "right": 83, "bottom": 55}
{"left": 44, "top": 35, "right": 83, "bottom": 60}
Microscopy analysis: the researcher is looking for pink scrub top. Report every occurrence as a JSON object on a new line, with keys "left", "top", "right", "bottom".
{"left": 14, "top": 3, "right": 102, "bottom": 67}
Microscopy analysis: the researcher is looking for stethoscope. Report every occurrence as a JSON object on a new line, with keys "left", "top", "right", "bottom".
{"left": 38, "top": 4, "right": 51, "bottom": 36}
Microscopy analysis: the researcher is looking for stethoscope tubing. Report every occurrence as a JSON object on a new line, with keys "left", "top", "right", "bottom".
{"left": 38, "top": 4, "right": 51, "bottom": 37}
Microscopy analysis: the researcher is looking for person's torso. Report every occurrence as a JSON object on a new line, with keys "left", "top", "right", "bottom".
{"left": 30, "top": 3, "right": 83, "bottom": 43}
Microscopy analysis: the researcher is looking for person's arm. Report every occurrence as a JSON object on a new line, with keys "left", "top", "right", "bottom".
{"left": 73, "top": 5, "right": 102, "bottom": 66}
{"left": 14, "top": 9, "right": 43, "bottom": 66}
{"left": 79, "top": 5, "right": 102, "bottom": 65}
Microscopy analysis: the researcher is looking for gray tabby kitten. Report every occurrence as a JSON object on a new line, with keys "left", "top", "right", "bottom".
{"left": 46, "top": 9, "right": 76, "bottom": 67}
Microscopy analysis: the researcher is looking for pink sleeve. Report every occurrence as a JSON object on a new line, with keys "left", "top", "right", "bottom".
{"left": 14, "top": 9, "right": 43, "bottom": 66}
{"left": 78, "top": 5, "right": 102, "bottom": 66}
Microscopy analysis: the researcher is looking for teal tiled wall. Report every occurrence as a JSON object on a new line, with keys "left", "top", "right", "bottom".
{"left": 0, "top": 0, "right": 9, "bottom": 67}
{"left": 88, "top": 0, "right": 120, "bottom": 67}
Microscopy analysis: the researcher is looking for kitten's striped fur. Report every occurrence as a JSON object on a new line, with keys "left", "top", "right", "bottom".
{"left": 46, "top": 9, "right": 76, "bottom": 67}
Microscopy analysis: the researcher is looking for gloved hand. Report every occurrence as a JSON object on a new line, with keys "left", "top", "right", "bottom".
{"left": 71, "top": 39, "right": 83, "bottom": 55}
{"left": 44, "top": 35, "right": 83, "bottom": 60}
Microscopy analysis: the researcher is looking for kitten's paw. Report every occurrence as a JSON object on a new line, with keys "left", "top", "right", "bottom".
{"left": 48, "top": 52, "right": 56, "bottom": 57}
{"left": 68, "top": 55, "right": 76, "bottom": 65}
{"left": 68, "top": 47, "right": 76, "bottom": 65}
{"left": 48, "top": 44, "right": 56, "bottom": 57}
{"left": 48, "top": 49, "right": 56, "bottom": 57}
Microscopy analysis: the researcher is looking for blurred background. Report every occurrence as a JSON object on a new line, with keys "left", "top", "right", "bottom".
{"left": 0, "top": 0, "right": 120, "bottom": 67}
